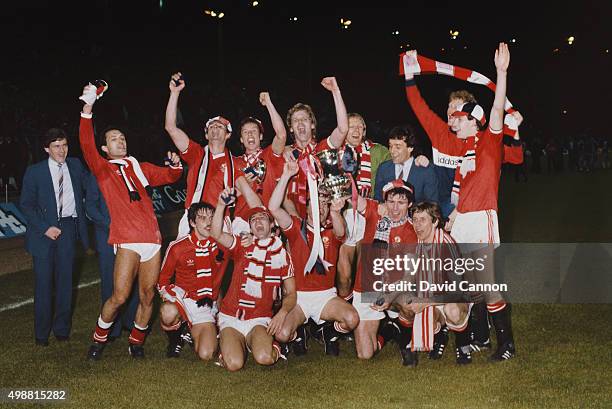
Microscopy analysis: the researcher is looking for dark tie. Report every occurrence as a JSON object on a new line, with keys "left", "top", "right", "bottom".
{"left": 397, "top": 165, "right": 404, "bottom": 181}
{"left": 57, "top": 163, "right": 64, "bottom": 219}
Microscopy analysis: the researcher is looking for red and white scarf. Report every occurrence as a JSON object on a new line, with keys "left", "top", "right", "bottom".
{"left": 289, "top": 141, "right": 317, "bottom": 206}
{"left": 411, "top": 306, "right": 435, "bottom": 351}
{"left": 109, "top": 156, "right": 152, "bottom": 202}
{"left": 188, "top": 232, "right": 221, "bottom": 301}
{"left": 400, "top": 52, "right": 523, "bottom": 164}
{"left": 178, "top": 146, "right": 235, "bottom": 238}
{"left": 192, "top": 146, "right": 235, "bottom": 205}
{"left": 450, "top": 135, "right": 478, "bottom": 206}
{"left": 341, "top": 140, "right": 373, "bottom": 196}
{"left": 236, "top": 236, "right": 292, "bottom": 319}
{"left": 411, "top": 229, "right": 461, "bottom": 351}
{"left": 242, "top": 148, "right": 265, "bottom": 193}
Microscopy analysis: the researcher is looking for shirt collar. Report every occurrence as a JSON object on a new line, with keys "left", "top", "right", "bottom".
{"left": 48, "top": 157, "right": 65, "bottom": 167}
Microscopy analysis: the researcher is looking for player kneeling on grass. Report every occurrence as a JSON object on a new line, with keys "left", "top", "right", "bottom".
{"left": 372, "top": 202, "right": 473, "bottom": 366}
{"left": 211, "top": 190, "right": 296, "bottom": 371}
{"left": 350, "top": 180, "right": 418, "bottom": 360}
{"left": 157, "top": 202, "right": 229, "bottom": 360}
{"left": 268, "top": 158, "right": 359, "bottom": 356}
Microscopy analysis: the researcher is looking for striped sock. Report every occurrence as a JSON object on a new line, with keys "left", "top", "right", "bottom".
{"left": 93, "top": 316, "right": 113, "bottom": 343}
{"left": 487, "top": 301, "right": 507, "bottom": 314}
{"left": 333, "top": 321, "right": 350, "bottom": 334}
{"left": 272, "top": 341, "right": 282, "bottom": 362}
{"left": 128, "top": 323, "right": 149, "bottom": 345}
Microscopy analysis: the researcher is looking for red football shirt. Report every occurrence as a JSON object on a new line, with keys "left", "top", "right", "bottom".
{"left": 219, "top": 236, "right": 293, "bottom": 320}
{"left": 180, "top": 139, "right": 247, "bottom": 212}
{"left": 287, "top": 137, "right": 336, "bottom": 217}
{"left": 158, "top": 232, "right": 228, "bottom": 300}
{"left": 354, "top": 199, "right": 418, "bottom": 292}
{"left": 79, "top": 116, "right": 182, "bottom": 244}
{"left": 283, "top": 215, "right": 343, "bottom": 292}
{"left": 456, "top": 128, "right": 503, "bottom": 213}
{"left": 243, "top": 145, "right": 284, "bottom": 206}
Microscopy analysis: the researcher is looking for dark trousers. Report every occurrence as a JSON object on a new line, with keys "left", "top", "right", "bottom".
{"left": 95, "top": 228, "right": 139, "bottom": 338}
{"left": 32, "top": 217, "right": 77, "bottom": 341}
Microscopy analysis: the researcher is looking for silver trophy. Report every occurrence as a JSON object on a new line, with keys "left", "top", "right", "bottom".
{"left": 243, "top": 159, "right": 267, "bottom": 184}
{"left": 315, "top": 149, "right": 352, "bottom": 199}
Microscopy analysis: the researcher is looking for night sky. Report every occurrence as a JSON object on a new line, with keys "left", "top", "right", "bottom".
{"left": 2, "top": 0, "right": 610, "bottom": 153}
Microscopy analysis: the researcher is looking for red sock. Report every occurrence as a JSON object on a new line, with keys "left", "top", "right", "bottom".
{"left": 487, "top": 301, "right": 507, "bottom": 314}
{"left": 272, "top": 341, "right": 282, "bottom": 362}
{"left": 93, "top": 316, "right": 112, "bottom": 343}
{"left": 128, "top": 323, "right": 148, "bottom": 345}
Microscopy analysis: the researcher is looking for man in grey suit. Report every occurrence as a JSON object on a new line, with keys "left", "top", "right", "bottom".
{"left": 374, "top": 125, "right": 439, "bottom": 204}
{"left": 20, "top": 128, "right": 89, "bottom": 346}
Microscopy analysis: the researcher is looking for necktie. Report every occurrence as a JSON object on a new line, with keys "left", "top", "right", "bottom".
{"left": 57, "top": 163, "right": 64, "bottom": 219}
{"left": 397, "top": 164, "right": 404, "bottom": 181}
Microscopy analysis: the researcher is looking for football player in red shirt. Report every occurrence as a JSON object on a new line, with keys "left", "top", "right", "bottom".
{"left": 211, "top": 191, "right": 297, "bottom": 371}
{"left": 79, "top": 84, "right": 183, "bottom": 360}
{"left": 238, "top": 91, "right": 286, "bottom": 207}
{"left": 268, "top": 158, "right": 359, "bottom": 356}
{"left": 164, "top": 73, "right": 262, "bottom": 237}
{"left": 351, "top": 179, "right": 418, "bottom": 360}
{"left": 157, "top": 202, "right": 229, "bottom": 361}
{"left": 283, "top": 77, "right": 348, "bottom": 218}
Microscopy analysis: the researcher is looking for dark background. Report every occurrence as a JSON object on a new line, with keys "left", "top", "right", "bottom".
{"left": 1, "top": 0, "right": 610, "bottom": 162}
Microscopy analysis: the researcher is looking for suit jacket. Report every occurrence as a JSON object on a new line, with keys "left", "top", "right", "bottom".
{"left": 374, "top": 159, "right": 439, "bottom": 204}
{"left": 20, "top": 157, "right": 90, "bottom": 257}
{"left": 85, "top": 172, "right": 110, "bottom": 230}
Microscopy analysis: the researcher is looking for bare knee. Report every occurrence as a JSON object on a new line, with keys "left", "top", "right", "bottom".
{"left": 159, "top": 303, "right": 179, "bottom": 326}
{"left": 253, "top": 348, "right": 275, "bottom": 366}
{"left": 275, "top": 326, "right": 294, "bottom": 344}
{"left": 443, "top": 304, "right": 463, "bottom": 326}
{"left": 110, "top": 291, "right": 129, "bottom": 307}
{"left": 356, "top": 344, "right": 375, "bottom": 360}
{"left": 224, "top": 354, "right": 245, "bottom": 372}
{"left": 342, "top": 309, "right": 360, "bottom": 331}
{"left": 198, "top": 345, "right": 216, "bottom": 362}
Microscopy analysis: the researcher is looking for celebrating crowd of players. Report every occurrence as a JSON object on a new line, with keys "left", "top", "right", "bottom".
{"left": 38, "top": 43, "right": 520, "bottom": 370}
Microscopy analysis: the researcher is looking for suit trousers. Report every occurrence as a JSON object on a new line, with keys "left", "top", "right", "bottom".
{"left": 32, "top": 217, "right": 77, "bottom": 340}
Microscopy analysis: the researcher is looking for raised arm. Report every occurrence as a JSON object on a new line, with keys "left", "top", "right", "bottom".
{"left": 321, "top": 77, "right": 348, "bottom": 148}
{"left": 140, "top": 151, "right": 183, "bottom": 187}
{"left": 268, "top": 159, "right": 298, "bottom": 230}
{"left": 489, "top": 43, "right": 510, "bottom": 133}
{"left": 403, "top": 51, "right": 454, "bottom": 146}
{"left": 164, "top": 72, "right": 191, "bottom": 153}
{"left": 259, "top": 92, "right": 287, "bottom": 155}
{"left": 210, "top": 188, "right": 237, "bottom": 249}
{"left": 329, "top": 197, "right": 347, "bottom": 239}
{"left": 235, "top": 176, "right": 263, "bottom": 208}
{"left": 79, "top": 85, "right": 106, "bottom": 173}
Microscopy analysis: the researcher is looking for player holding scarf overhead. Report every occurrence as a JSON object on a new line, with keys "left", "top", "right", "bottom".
{"left": 164, "top": 73, "right": 262, "bottom": 237}
{"left": 238, "top": 92, "right": 287, "bottom": 207}
{"left": 78, "top": 83, "right": 183, "bottom": 360}
{"left": 157, "top": 202, "right": 229, "bottom": 361}
{"left": 211, "top": 194, "right": 296, "bottom": 372}
{"left": 403, "top": 43, "right": 517, "bottom": 361}
{"left": 284, "top": 76, "right": 348, "bottom": 218}
{"left": 269, "top": 157, "right": 359, "bottom": 357}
